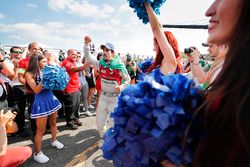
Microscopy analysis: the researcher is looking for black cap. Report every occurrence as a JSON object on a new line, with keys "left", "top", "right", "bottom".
{"left": 202, "top": 43, "right": 210, "bottom": 47}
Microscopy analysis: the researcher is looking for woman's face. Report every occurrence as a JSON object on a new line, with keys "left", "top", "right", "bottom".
{"left": 39, "top": 58, "right": 47, "bottom": 69}
{"left": 206, "top": 0, "right": 242, "bottom": 44}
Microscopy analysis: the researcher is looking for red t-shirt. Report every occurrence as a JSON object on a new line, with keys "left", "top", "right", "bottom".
{"left": 18, "top": 57, "right": 30, "bottom": 70}
{"left": 61, "top": 57, "right": 80, "bottom": 94}
{"left": 18, "top": 56, "right": 34, "bottom": 94}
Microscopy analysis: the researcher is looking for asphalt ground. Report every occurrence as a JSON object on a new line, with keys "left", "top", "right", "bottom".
{"left": 7, "top": 106, "right": 114, "bottom": 167}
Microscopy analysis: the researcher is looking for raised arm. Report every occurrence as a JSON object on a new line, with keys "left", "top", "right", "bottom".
{"left": 83, "top": 36, "right": 99, "bottom": 68}
{"left": 187, "top": 48, "right": 207, "bottom": 83}
{"left": 144, "top": 2, "right": 177, "bottom": 73}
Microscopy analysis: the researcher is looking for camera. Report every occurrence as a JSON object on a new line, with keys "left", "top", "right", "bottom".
{"left": 3, "top": 104, "right": 20, "bottom": 114}
{"left": 184, "top": 48, "right": 193, "bottom": 54}
{"left": 58, "top": 55, "right": 65, "bottom": 62}
{"left": 58, "top": 50, "right": 65, "bottom": 62}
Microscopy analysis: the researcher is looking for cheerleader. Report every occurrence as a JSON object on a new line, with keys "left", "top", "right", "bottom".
{"left": 25, "top": 53, "right": 64, "bottom": 163}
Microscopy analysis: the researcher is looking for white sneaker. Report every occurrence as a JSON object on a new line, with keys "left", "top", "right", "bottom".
{"left": 88, "top": 104, "right": 95, "bottom": 109}
{"left": 51, "top": 140, "right": 64, "bottom": 149}
{"left": 84, "top": 110, "right": 96, "bottom": 116}
{"left": 34, "top": 151, "right": 49, "bottom": 163}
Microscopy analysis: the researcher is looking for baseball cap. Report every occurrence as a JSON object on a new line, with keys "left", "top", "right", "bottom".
{"left": 202, "top": 43, "right": 210, "bottom": 47}
{"left": 100, "top": 43, "right": 115, "bottom": 51}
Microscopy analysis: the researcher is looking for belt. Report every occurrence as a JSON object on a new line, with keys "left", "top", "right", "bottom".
{"left": 102, "top": 92, "right": 119, "bottom": 97}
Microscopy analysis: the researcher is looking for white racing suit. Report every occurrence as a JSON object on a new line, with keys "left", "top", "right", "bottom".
{"left": 84, "top": 44, "right": 130, "bottom": 137}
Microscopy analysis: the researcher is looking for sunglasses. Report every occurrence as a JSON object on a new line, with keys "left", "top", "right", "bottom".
{"left": 12, "top": 50, "right": 23, "bottom": 54}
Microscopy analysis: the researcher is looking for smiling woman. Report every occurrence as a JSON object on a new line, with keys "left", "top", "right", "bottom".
{"left": 206, "top": 0, "right": 243, "bottom": 44}
{"left": 192, "top": 0, "right": 250, "bottom": 166}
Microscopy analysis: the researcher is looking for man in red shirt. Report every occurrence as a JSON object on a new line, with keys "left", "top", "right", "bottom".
{"left": 18, "top": 42, "right": 41, "bottom": 85}
{"left": 61, "top": 49, "right": 89, "bottom": 129}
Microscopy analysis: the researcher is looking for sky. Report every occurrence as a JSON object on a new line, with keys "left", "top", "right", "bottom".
{"left": 0, "top": 0, "right": 214, "bottom": 56}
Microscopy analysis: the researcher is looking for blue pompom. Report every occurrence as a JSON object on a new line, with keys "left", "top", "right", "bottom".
{"left": 41, "top": 65, "right": 69, "bottom": 90}
{"left": 102, "top": 68, "right": 204, "bottom": 166}
{"left": 136, "top": 57, "right": 154, "bottom": 82}
{"left": 128, "top": 0, "right": 167, "bottom": 24}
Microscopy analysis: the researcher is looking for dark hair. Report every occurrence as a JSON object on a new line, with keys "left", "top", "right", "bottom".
{"left": 10, "top": 46, "right": 22, "bottom": 53}
{"left": 97, "top": 52, "right": 103, "bottom": 60}
{"left": 82, "top": 57, "right": 86, "bottom": 64}
{"left": 26, "top": 53, "right": 45, "bottom": 77}
{"left": 42, "top": 50, "right": 48, "bottom": 55}
{"left": 147, "top": 31, "right": 182, "bottom": 74}
{"left": 194, "top": 1, "right": 250, "bottom": 166}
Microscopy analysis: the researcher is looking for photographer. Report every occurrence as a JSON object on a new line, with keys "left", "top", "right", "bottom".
{"left": 0, "top": 109, "right": 32, "bottom": 167}
{"left": 125, "top": 54, "right": 137, "bottom": 84}
{"left": 185, "top": 44, "right": 227, "bottom": 88}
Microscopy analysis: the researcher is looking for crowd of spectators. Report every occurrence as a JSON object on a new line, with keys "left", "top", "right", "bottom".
{"left": 0, "top": 37, "right": 231, "bottom": 165}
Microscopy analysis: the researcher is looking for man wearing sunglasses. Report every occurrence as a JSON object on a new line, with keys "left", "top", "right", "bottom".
{"left": 8, "top": 46, "right": 29, "bottom": 137}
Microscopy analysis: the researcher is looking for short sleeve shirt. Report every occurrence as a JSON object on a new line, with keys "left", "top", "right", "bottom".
{"left": 18, "top": 57, "right": 30, "bottom": 72}
{"left": 61, "top": 57, "right": 80, "bottom": 94}
{"left": 18, "top": 56, "right": 34, "bottom": 94}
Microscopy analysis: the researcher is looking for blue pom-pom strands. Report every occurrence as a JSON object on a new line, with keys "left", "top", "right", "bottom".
{"left": 127, "top": 0, "right": 166, "bottom": 24}
{"left": 136, "top": 58, "right": 154, "bottom": 82}
{"left": 102, "top": 69, "right": 203, "bottom": 166}
{"left": 41, "top": 65, "right": 69, "bottom": 90}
